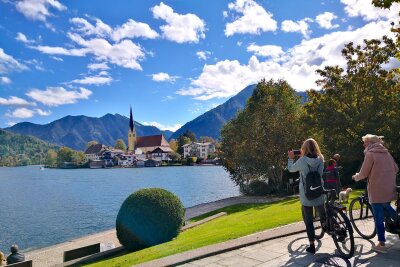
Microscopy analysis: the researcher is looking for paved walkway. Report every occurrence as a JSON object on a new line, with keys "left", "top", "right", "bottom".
{"left": 178, "top": 226, "right": 400, "bottom": 267}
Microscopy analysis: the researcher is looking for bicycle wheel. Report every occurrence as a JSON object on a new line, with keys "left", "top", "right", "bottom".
{"left": 313, "top": 207, "right": 324, "bottom": 239}
{"left": 331, "top": 210, "right": 355, "bottom": 259}
{"left": 349, "top": 198, "right": 376, "bottom": 239}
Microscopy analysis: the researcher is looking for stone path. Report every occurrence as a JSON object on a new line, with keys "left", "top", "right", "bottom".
{"left": 178, "top": 226, "right": 400, "bottom": 267}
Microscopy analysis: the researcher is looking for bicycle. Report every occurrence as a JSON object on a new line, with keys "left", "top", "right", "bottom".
{"left": 349, "top": 186, "right": 400, "bottom": 239}
{"left": 348, "top": 189, "right": 376, "bottom": 239}
{"left": 313, "top": 189, "right": 355, "bottom": 259}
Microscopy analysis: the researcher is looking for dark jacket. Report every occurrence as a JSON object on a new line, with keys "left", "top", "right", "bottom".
{"left": 7, "top": 252, "right": 25, "bottom": 265}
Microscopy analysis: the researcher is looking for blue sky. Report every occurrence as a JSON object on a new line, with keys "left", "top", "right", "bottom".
{"left": 0, "top": 0, "right": 398, "bottom": 131}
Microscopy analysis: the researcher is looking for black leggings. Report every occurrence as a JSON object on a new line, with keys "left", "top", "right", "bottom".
{"left": 302, "top": 205, "right": 326, "bottom": 242}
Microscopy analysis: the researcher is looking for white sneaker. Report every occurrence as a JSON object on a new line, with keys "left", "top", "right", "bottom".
{"left": 372, "top": 244, "right": 388, "bottom": 254}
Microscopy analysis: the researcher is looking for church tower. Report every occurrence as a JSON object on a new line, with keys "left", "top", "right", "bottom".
{"left": 128, "top": 106, "right": 136, "bottom": 152}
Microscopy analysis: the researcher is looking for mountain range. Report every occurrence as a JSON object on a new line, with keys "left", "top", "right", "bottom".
{"left": 6, "top": 114, "right": 172, "bottom": 151}
{"left": 4, "top": 84, "right": 308, "bottom": 150}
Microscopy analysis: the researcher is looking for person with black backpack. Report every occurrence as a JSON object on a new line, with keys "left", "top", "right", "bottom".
{"left": 288, "top": 138, "right": 326, "bottom": 254}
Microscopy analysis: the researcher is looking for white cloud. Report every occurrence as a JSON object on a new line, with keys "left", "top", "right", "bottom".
{"left": 142, "top": 121, "right": 182, "bottom": 132}
{"left": 281, "top": 18, "right": 313, "bottom": 39}
{"left": 32, "top": 45, "right": 89, "bottom": 56}
{"left": 5, "top": 107, "right": 51, "bottom": 118}
{"left": 7, "top": 107, "right": 35, "bottom": 118}
{"left": 341, "top": 0, "right": 400, "bottom": 21}
{"left": 15, "top": 0, "right": 66, "bottom": 22}
{"left": 316, "top": 12, "right": 339, "bottom": 29}
{"left": 112, "top": 19, "right": 159, "bottom": 41}
{"left": 70, "top": 17, "right": 112, "bottom": 38}
{"left": 162, "top": 95, "right": 175, "bottom": 101}
{"left": 70, "top": 73, "right": 113, "bottom": 85}
{"left": 151, "top": 72, "right": 178, "bottom": 82}
{"left": 87, "top": 62, "right": 109, "bottom": 71}
{"left": 70, "top": 17, "right": 158, "bottom": 41}
{"left": 15, "top": 32, "right": 34, "bottom": 43}
{"left": 36, "top": 108, "right": 51, "bottom": 116}
{"left": 177, "top": 20, "right": 395, "bottom": 100}
{"left": 26, "top": 86, "right": 92, "bottom": 106}
{"left": 0, "top": 96, "right": 32, "bottom": 106}
{"left": 0, "top": 48, "right": 28, "bottom": 73}
{"left": 0, "top": 76, "right": 12, "bottom": 84}
{"left": 152, "top": 2, "right": 206, "bottom": 43}
{"left": 196, "top": 51, "right": 211, "bottom": 60}
{"left": 224, "top": 0, "right": 277, "bottom": 36}
{"left": 51, "top": 56, "right": 63, "bottom": 61}
{"left": 6, "top": 121, "right": 17, "bottom": 127}
{"left": 247, "top": 44, "right": 284, "bottom": 58}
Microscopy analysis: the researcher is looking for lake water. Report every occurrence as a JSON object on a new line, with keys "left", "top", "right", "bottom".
{"left": 0, "top": 165, "right": 239, "bottom": 253}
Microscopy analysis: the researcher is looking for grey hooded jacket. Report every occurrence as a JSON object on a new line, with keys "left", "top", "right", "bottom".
{"left": 288, "top": 156, "right": 325, "bottom": 206}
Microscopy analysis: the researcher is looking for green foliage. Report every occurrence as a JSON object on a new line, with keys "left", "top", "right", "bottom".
{"left": 45, "top": 150, "right": 58, "bottom": 167}
{"left": 114, "top": 139, "right": 127, "bottom": 150}
{"left": 86, "top": 140, "right": 98, "bottom": 150}
{"left": 168, "top": 139, "right": 178, "bottom": 153}
{"left": 56, "top": 147, "right": 85, "bottom": 168}
{"left": 0, "top": 129, "right": 59, "bottom": 166}
{"left": 303, "top": 37, "right": 400, "bottom": 164}
{"left": 177, "top": 135, "right": 191, "bottom": 155}
{"left": 116, "top": 188, "right": 185, "bottom": 251}
{"left": 239, "top": 180, "right": 275, "bottom": 196}
{"left": 220, "top": 79, "right": 303, "bottom": 193}
{"left": 372, "top": 0, "right": 400, "bottom": 8}
{"left": 187, "top": 157, "right": 197, "bottom": 165}
{"left": 182, "top": 130, "right": 197, "bottom": 142}
{"left": 198, "top": 136, "right": 215, "bottom": 143}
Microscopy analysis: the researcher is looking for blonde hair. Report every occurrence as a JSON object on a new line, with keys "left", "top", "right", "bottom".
{"left": 0, "top": 251, "right": 5, "bottom": 266}
{"left": 362, "top": 134, "right": 384, "bottom": 144}
{"left": 301, "top": 138, "right": 324, "bottom": 161}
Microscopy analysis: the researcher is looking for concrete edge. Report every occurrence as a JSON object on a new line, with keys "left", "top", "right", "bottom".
{"left": 182, "top": 212, "right": 227, "bottom": 231}
{"left": 136, "top": 221, "right": 307, "bottom": 267}
{"left": 61, "top": 246, "right": 126, "bottom": 267}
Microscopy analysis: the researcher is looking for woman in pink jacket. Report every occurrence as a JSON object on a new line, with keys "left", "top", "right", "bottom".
{"left": 352, "top": 134, "right": 399, "bottom": 253}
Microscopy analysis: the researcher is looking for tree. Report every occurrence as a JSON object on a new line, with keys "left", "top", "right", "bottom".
{"left": 73, "top": 151, "right": 85, "bottom": 165}
{"left": 220, "top": 79, "right": 303, "bottom": 193}
{"left": 45, "top": 150, "right": 58, "bottom": 167}
{"left": 183, "top": 130, "right": 197, "bottom": 142}
{"left": 86, "top": 140, "right": 98, "bottom": 150}
{"left": 303, "top": 37, "right": 400, "bottom": 164}
{"left": 169, "top": 139, "right": 179, "bottom": 153}
{"left": 115, "top": 139, "right": 127, "bottom": 150}
{"left": 177, "top": 135, "right": 191, "bottom": 156}
{"left": 57, "top": 147, "right": 75, "bottom": 167}
{"left": 372, "top": 0, "right": 400, "bottom": 8}
{"left": 199, "top": 136, "right": 215, "bottom": 143}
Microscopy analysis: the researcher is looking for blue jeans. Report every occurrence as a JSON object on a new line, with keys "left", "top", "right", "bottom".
{"left": 371, "top": 203, "right": 398, "bottom": 242}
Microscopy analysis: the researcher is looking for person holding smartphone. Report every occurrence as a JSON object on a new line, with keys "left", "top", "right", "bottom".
{"left": 288, "top": 138, "right": 326, "bottom": 254}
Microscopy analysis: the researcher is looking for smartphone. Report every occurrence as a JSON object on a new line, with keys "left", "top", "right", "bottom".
{"left": 293, "top": 150, "right": 301, "bottom": 155}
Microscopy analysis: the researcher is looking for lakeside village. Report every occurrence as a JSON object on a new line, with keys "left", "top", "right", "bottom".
{"left": 83, "top": 108, "right": 217, "bottom": 169}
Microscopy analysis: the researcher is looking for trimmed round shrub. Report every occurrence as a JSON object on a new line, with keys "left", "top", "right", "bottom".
{"left": 116, "top": 188, "right": 185, "bottom": 251}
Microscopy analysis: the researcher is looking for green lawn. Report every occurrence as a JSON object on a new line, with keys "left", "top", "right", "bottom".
{"left": 87, "top": 190, "right": 363, "bottom": 267}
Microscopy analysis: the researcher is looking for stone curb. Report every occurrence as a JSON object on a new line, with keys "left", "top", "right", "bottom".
{"left": 135, "top": 221, "right": 307, "bottom": 267}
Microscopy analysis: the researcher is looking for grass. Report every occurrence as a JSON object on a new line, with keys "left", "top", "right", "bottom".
{"left": 87, "top": 190, "right": 364, "bottom": 267}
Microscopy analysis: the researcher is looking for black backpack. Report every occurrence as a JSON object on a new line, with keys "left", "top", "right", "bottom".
{"left": 302, "top": 162, "right": 323, "bottom": 200}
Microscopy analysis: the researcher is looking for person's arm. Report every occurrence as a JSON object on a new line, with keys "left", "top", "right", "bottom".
{"left": 287, "top": 150, "right": 302, "bottom": 173}
{"left": 353, "top": 153, "right": 373, "bottom": 181}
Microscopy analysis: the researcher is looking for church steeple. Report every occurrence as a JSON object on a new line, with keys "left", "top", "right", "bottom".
{"left": 128, "top": 106, "right": 136, "bottom": 152}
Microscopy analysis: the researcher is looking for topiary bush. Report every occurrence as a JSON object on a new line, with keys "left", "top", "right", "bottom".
{"left": 116, "top": 188, "right": 185, "bottom": 251}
